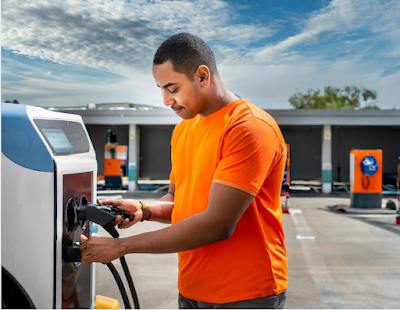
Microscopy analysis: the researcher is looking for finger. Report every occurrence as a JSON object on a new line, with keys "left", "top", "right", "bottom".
{"left": 80, "top": 235, "right": 94, "bottom": 251}
{"left": 118, "top": 218, "right": 130, "bottom": 229}
{"left": 120, "top": 211, "right": 141, "bottom": 229}
{"left": 101, "top": 199, "right": 121, "bottom": 206}
{"left": 80, "top": 244, "right": 92, "bottom": 257}
{"left": 112, "top": 215, "right": 123, "bottom": 226}
{"left": 81, "top": 234, "right": 88, "bottom": 242}
{"left": 129, "top": 209, "right": 142, "bottom": 226}
{"left": 100, "top": 199, "right": 114, "bottom": 206}
{"left": 80, "top": 241, "right": 86, "bottom": 251}
{"left": 81, "top": 255, "right": 92, "bottom": 265}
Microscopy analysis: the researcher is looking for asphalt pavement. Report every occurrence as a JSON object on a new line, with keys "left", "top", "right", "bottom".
{"left": 94, "top": 194, "right": 400, "bottom": 309}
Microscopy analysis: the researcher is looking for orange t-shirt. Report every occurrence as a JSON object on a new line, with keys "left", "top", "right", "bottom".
{"left": 170, "top": 99, "right": 287, "bottom": 303}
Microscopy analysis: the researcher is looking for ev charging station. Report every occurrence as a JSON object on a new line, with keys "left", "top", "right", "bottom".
{"left": 349, "top": 149, "right": 382, "bottom": 208}
{"left": 2, "top": 103, "right": 97, "bottom": 308}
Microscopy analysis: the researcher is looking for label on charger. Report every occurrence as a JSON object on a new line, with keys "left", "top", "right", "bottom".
{"left": 361, "top": 155, "right": 379, "bottom": 176}
{"left": 91, "top": 224, "right": 99, "bottom": 233}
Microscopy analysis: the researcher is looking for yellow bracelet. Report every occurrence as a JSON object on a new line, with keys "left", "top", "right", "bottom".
{"left": 139, "top": 201, "right": 151, "bottom": 222}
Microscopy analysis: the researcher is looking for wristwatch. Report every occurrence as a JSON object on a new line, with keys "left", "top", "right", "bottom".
{"left": 139, "top": 201, "right": 151, "bottom": 222}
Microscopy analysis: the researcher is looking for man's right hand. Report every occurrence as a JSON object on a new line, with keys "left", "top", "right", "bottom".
{"left": 100, "top": 199, "right": 143, "bottom": 229}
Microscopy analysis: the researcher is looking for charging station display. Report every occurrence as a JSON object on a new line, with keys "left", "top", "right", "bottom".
{"left": 42, "top": 129, "right": 75, "bottom": 153}
{"left": 34, "top": 119, "right": 90, "bottom": 155}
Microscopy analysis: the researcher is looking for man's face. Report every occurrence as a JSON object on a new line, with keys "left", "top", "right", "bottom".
{"left": 152, "top": 61, "right": 203, "bottom": 120}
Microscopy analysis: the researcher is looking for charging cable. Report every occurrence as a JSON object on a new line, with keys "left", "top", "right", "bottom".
{"left": 101, "top": 222, "right": 140, "bottom": 309}
{"left": 107, "top": 260, "right": 132, "bottom": 309}
{"left": 63, "top": 203, "right": 140, "bottom": 309}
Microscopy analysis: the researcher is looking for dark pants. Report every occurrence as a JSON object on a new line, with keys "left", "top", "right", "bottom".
{"left": 178, "top": 290, "right": 287, "bottom": 309}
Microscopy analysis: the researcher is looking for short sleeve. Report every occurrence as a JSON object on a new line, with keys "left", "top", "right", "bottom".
{"left": 169, "top": 123, "right": 179, "bottom": 185}
{"left": 213, "top": 118, "right": 283, "bottom": 196}
{"left": 170, "top": 165, "right": 175, "bottom": 185}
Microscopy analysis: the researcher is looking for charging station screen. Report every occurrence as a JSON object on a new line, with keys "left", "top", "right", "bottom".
{"left": 34, "top": 119, "right": 90, "bottom": 155}
{"left": 42, "top": 129, "right": 75, "bottom": 153}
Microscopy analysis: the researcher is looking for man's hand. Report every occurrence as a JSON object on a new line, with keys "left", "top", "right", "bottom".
{"left": 101, "top": 198, "right": 142, "bottom": 229}
{"left": 80, "top": 235, "right": 124, "bottom": 264}
{"left": 94, "top": 183, "right": 255, "bottom": 255}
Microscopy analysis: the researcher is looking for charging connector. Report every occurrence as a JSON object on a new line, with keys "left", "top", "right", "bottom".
{"left": 62, "top": 243, "right": 82, "bottom": 263}
{"left": 77, "top": 203, "right": 135, "bottom": 226}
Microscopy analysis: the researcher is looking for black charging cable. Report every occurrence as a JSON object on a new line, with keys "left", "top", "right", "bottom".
{"left": 102, "top": 223, "right": 140, "bottom": 309}
{"left": 107, "top": 262, "right": 131, "bottom": 309}
{"left": 120, "top": 256, "right": 140, "bottom": 309}
{"left": 63, "top": 203, "right": 141, "bottom": 309}
{"left": 361, "top": 174, "right": 370, "bottom": 190}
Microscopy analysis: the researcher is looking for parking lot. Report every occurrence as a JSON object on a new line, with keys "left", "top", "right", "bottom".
{"left": 95, "top": 194, "right": 400, "bottom": 309}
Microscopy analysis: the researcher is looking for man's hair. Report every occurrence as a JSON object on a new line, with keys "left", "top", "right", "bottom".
{"left": 153, "top": 33, "right": 218, "bottom": 80}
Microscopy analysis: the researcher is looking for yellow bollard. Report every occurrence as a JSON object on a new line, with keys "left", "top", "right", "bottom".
{"left": 95, "top": 295, "right": 120, "bottom": 309}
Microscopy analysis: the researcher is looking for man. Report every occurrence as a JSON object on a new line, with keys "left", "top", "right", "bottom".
{"left": 81, "top": 33, "right": 288, "bottom": 308}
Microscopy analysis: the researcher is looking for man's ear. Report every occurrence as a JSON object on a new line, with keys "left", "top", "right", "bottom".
{"left": 194, "top": 65, "right": 211, "bottom": 88}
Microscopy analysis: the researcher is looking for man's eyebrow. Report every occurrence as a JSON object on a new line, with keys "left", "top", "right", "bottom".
{"left": 157, "top": 82, "right": 176, "bottom": 89}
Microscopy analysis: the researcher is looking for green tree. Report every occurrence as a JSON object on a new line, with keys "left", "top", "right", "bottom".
{"left": 4, "top": 99, "right": 20, "bottom": 104}
{"left": 289, "top": 86, "right": 378, "bottom": 110}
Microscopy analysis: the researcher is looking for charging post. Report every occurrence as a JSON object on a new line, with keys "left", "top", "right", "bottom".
{"left": 2, "top": 103, "right": 141, "bottom": 308}
{"left": 349, "top": 149, "right": 382, "bottom": 208}
{"left": 1, "top": 103, "right": 132, "bottom": 309}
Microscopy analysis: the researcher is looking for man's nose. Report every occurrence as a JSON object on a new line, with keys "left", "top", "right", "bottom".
{"left": 162, "top": 90, "right": 175, "bottom": 107}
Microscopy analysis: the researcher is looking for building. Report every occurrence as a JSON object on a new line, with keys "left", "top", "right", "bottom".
{"left": 51, "top": 103, "right": 400, "bottom": 193}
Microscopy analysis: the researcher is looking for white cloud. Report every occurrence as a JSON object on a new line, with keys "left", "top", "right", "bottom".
{"left": 375, "top": 70, "right": 400, "bottom": 108}
{"left": 2, "top": 0, "right": 400, "bottom": 109}
{"left": 219, "top": 51, "right": 400, "bottom": 110}
{"left": 1, "top": 67, "right": 162, "bottom": 107}
{"left": 344, "top": 39, "right": 366, "bottom": 44}
{"left": 248, "top": 0, "right": 400, "bottom": 62}
{"left": 1, "top": 0, "right": 275, "bottom": 73}
{"left": 207, "top": 0, "right": 400, "bottom": 110}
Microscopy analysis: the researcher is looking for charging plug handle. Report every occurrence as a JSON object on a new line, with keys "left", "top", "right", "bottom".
{"left": 63, "top": 244, "right": 82, "bottom": 263}
{"left": 77, "top": 203, "right": 135, "bottom": 226}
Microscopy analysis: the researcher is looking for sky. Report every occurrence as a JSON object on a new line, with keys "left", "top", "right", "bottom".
{"left": 2, "top": 0, "right": 400, "bottom": 110}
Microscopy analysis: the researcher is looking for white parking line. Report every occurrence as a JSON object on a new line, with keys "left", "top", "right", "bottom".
{"left": 296, "top": 235, "right": 315, "bottom": 239}
{"left": 291, "top": 214, "right": 347, "bottom": 309}
{"left": 345, "top": 214, "right": 396, "bottom": 217}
